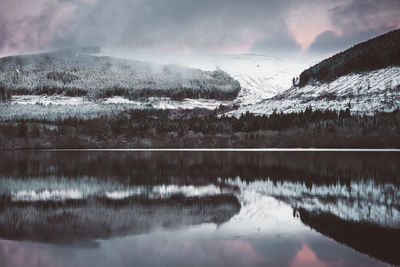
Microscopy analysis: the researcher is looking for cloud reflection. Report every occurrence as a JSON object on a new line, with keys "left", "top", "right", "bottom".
{"left": 0, "top": 236, "right": 385, "bottom": 267}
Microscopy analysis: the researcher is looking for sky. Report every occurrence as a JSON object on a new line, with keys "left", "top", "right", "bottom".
{"left": 0, "top": 0, "right": 399, "bottom": 57}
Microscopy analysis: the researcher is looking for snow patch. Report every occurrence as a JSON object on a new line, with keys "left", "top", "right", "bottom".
{"left": 11, "top": 190, "right": 84, "bottom": 201}
{"left": 5, "top": 180, "right": 230, "bottom": 201}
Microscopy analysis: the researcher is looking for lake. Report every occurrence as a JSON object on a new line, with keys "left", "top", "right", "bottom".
{"left": 0, "top": 151, "right": 399, "bottom": 267}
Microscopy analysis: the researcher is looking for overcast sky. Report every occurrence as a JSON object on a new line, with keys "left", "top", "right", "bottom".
{"left": 0, "top": 0, "right": 399, "bottom": 57}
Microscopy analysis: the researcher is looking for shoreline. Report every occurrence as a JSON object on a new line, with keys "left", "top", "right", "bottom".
{"left": 2, "top": 148, "right": 400, "bottom": 152}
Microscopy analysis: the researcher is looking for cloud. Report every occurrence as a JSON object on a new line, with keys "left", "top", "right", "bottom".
{"left": 0, "top": 0, "right": 399, "bottom": 57}
{"left": 307, "top": 0, "right": 400, "bottom": 54}
{"left": 308, "top": 28, "right": 385, "bottom": 54}
{"left": 251, "top": 31, "right": 301, "bottom": 55}
{"left": 59, "top": 0, "right": 297, "bottom": 54}
{"left": 0, "top": 0, "right": 298, "bottom": 56}
{"left": 0, "top": 0, "right": 77, "bottom": 55}
{"left": 329, "top": 0, "right": 400, "bottom": 34}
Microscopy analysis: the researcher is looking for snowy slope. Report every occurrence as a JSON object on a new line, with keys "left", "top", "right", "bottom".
{"left": 104, "top": 53, "right": 311, "bottom": 107}
{"left": 228, "top": 66, "right": 400, "bottom": 116}
{"left": 203, "top": 54, "right": 309, "bottom": 105}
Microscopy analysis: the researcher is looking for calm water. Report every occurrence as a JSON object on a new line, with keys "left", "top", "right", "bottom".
{"left": 0, "top": 151, "right": 399, "bottom": 267}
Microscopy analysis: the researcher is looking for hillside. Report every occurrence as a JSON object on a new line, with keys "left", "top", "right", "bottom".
{"left": 0, "top": 48, "right": 240, "bottom": 101}
{"left": 299, "top": 29, "right": 400, "bottom": 87}
{"left": 232, "top": 66, "right": 400, "bottom": 116}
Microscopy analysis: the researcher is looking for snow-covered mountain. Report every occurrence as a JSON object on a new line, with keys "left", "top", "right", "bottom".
{"left": 0, "top": 52, "right": 313, "bottom": 120}
{"left": 2, "top": 28, "right": 400, "bottom": 119}
{"left": 227, "top": 29, "right": 400, "bottom": 116}
{"left": 91, "top": 46, "right": 400, "bottom": 117}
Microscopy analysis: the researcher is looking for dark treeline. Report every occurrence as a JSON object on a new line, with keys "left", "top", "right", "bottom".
{"left": 7, "top": 84, "right": 240, "bottom": 101}
{"left": 92, "top": 86, "right": 240, "bottom": 101}
{"left": 299, "top": 29, "right": 400, "bottom": 87}
{"left": 8, "top": 84, "right": 240, "bottom": 101}
{"left": 3, "top": 107, "right": 398, "bottom": 137}
{"left": 1, "top": 107, "right": 400, "bottom": 149}
{"left": 1, "top": 151, "right": 399, "bottom": 186}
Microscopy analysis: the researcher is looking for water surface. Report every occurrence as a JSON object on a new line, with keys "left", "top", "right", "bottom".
{"left": 0, "top": 151, "right": 399, "bottom": 266}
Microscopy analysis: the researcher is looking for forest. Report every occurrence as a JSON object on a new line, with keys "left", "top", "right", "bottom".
{"left": 0, "top": 50, "right": 241, "bottom": 101}
{"left": 1, "top": 106, "right": 399, "bottom": 149}
{"left": 299, "top": 29, "right": 400, "bottom": 87}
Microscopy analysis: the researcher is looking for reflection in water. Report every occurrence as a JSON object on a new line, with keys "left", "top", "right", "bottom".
{"left": 0, "top": 180, "right": 240, "bottom": 243}
{"left": 299, "top": 209, "right": 400, "bottom": 266}
{"left": 228, "top": 178, "right": 400, "bottom": 265}
{"left": 229, "top": 178, "right": 399, "bottom": 228}
{"left": 0, "top": 151, "right": 399, "bottom": 266}
{"left": 291, "top": 244, "right": 327, "bottom": 267}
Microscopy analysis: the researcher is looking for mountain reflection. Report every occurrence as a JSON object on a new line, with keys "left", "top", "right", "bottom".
{"left": 0, "top": 182, "right": 240, "bottom": 243}
{"left": 229, "top": 178, "right": 399, "bottom": 228}
{"left": 228, "top": 177, "right": 400, "bottom": 265}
